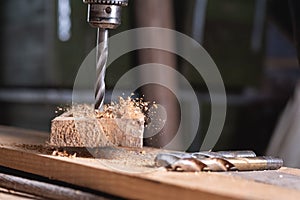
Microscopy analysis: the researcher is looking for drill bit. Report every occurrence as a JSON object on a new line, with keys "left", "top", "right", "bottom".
{"left": 155, "top": 151, "right": 283, "bottom": 172}
{"left": 83, "top": 0, "right": 128, "bottom": 109}
{"left": 95, "top": 28, "right": 108, "bottom": 110}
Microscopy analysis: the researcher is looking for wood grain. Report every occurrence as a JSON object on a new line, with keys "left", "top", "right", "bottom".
{"left": 50, "top": 110, "right": 144, "bottom": 148}
{"left": 1, "top": 126, "right": 300, "bottom": 200}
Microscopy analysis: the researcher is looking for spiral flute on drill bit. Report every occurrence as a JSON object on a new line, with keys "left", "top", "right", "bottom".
{"left": 95, "top": 29, "right": 108, "bottom": 110}
{"left": 155, "top": 151, "right": 283, "bottom": 172}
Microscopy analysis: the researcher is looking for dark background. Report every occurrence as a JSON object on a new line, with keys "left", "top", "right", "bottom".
{"left": 0, "top": 0, "right": 299, "bottom": 155}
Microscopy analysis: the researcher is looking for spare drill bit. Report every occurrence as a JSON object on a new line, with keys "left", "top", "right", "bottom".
{"left": 155, "top": 150, "right": 283, "bottom": 172}
{"left": 95, "top": 28, "right": 108, "bottom": 110}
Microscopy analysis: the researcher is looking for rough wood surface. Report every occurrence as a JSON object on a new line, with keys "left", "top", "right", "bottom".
{"left": 50, "top": 114, "right": 144, "bottom": 148}
{"left": 1, "top": 126, "right": 300, "bottom": 200}
{"left": 50, "top": 103, "right": 145, "bottom": 148}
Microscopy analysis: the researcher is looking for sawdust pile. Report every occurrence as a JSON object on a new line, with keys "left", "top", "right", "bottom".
{"left": 96, "top": 96, "right": 146, "bottom": 120}
{"left": 61, "top": 96, "right": 149, "bottom": 121}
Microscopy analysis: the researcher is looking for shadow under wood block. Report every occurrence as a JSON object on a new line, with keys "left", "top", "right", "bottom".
{"left": 50, "top": 99, "right": 145, "bottom": 148}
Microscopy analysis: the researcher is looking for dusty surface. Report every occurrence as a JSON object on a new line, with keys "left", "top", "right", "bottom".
{"left": 13, "top": 144, "right": 165, "bottom": 173}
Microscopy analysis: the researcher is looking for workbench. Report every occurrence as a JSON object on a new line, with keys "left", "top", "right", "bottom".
{"left": 1, "top": 125, "right": 300, "bottom": 200}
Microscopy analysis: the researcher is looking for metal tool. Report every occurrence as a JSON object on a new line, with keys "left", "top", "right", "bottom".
{"left": 95, "top": 29, "right": 108, "bottom": 109}
{"left": 83, "top": 0, "right": 128, "bottom": 109}
{"left": 155, "top": 150, "right": 283, "bottom": 172}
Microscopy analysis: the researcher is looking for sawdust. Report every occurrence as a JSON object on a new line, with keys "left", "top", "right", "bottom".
{"left": 64, "top": 96, "right": 147, "bottom": 121}
{"left": 96, "top": 96, "right": 146, "bottom": 120}
{"left": 14, "top": 144, "right": 163, "bottom": 172}
{"left": 51, "top": 150, "right": 77, "bottom": 158}
{"left": 62, "top": 96, "right": 157, "bottom": 126}
{"left": 15, "top": 144, "right": 94, "bottom": 158}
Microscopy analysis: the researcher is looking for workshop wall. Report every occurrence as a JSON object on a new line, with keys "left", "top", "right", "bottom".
{"left": 0, "top": 0, "right": 299, "bottom": 155}
{"left": 0, "top": 0, "right": 95, "bottom": 130}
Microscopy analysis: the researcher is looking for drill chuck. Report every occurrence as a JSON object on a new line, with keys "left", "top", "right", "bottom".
{"left": 83, "top": 0, "right": 128, "bottom": 29}
{"left": 83, "top": 0, "right": 128, "bottom": 109}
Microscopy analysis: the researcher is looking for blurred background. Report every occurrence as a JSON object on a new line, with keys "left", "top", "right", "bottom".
{"left": 1, "top": 0, "right": 300, "bottom": 166}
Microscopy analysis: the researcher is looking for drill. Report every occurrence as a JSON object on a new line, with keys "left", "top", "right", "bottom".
{"left": 83, "top": 0, "right": 128, "bottom": 109}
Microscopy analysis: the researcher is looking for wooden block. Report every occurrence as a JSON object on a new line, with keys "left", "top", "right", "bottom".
{"left": 49, "top": 101, "right": 145, "bottom": 148}
{"left": 50, "top": 114, "right": 144, "bottom": 148}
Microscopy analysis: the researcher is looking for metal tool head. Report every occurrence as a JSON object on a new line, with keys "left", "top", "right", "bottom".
{"left": 83, "top": 0, "right": 129, "bottom": 29}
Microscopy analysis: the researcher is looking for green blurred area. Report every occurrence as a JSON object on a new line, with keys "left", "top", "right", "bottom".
{"left": 53, "top": 0, "right": 95, "bottom": 87}
{"left": 0, "top": 0, "right": 264, "bottom": 89}
{"left": 183, "top": 0, "right": 264, "bottom": 89}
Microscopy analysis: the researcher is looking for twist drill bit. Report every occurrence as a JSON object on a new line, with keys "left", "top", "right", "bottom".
{"left": 95, "top": 28, "right": 108, "bottom": 109}
{"left": 155, "top": 151, "right": 283, "bottom": 172}
{"left": 83, "top": 0, "right": 128, "bottom": 109}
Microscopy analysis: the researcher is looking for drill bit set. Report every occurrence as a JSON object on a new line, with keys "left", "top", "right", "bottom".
{"left": 155, "top": 150, "right": 283, "bottom": 172}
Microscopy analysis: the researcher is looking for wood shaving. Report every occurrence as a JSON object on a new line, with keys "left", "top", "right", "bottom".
{"left": 66, "top": 96, "right": 147, "bottom": 121}
{"left": 96, "top": 96, "right": 146, "bottom": 120}
{"left": 51, "top": 150, "right": 77, "bottom": 158}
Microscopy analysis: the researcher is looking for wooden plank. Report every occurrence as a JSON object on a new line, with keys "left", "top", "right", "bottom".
{"left": 0, "top": 125, "right": 48, "bottom": 145}
{"left": 1, "top": 126, "right": 300, "bottom": 200}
